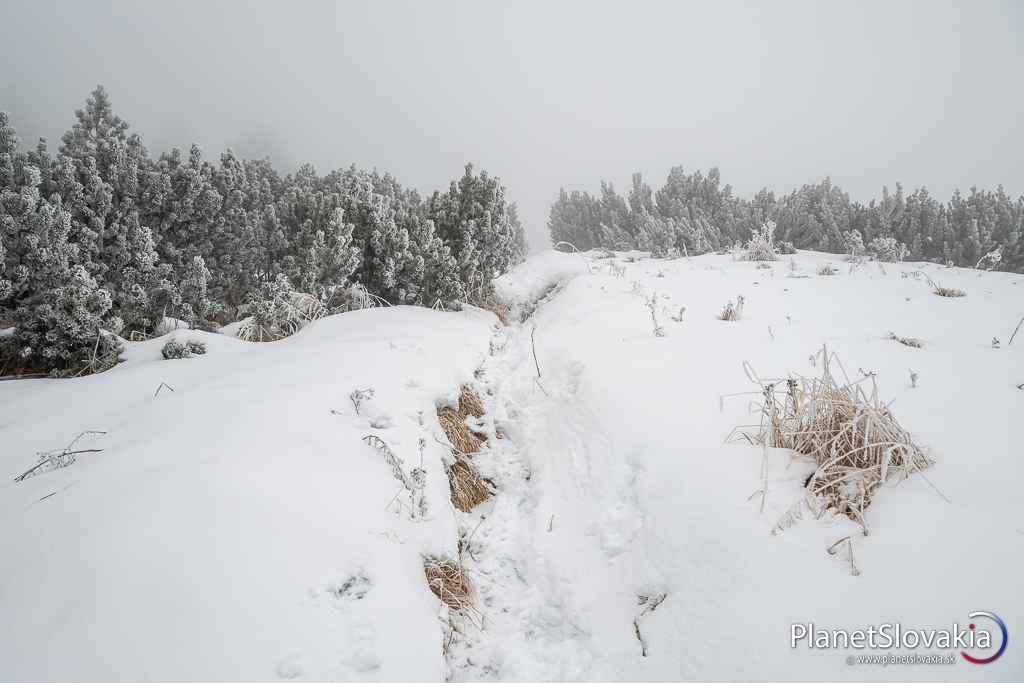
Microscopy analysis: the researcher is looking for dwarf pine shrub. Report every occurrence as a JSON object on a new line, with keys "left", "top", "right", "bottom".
{"left": 161, "top": 338, "right": 207, "bottom": 359}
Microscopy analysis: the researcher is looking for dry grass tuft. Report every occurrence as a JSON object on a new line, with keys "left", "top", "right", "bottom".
{"left": 238, "top": 291, "right": 326, "bottom": 342}
{"left": 922, "top": 274, "right": 965, "bottom": 298}
{"left": 887, "top": 332, "right": 924, "bottom": 349}
{"left": 447, "top": 454, "right": 494, "bottom": 512}
{"left": 457, "top": 385, "right": 485, "bottom": 419}
{"left": 729, "top": 347, "right": 931, "bottom": 535}
{"left": 437, "top": 406, "right": 484, "bottom": 454}
{"left": 424, "top": 557, "right": 474, "bottom": 612}
{"left": 719, "top": 295, "right": 745, "bottom": 321}
{"left": 817, "top": 264, "right": 838, "bottom": 276}
{"left": 472, "top": 291, "right": 512, "bottom": 325}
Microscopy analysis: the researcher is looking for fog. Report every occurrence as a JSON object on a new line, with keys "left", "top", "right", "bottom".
{"left": 2, "top": 0, "right": 1021, "bottom": 250}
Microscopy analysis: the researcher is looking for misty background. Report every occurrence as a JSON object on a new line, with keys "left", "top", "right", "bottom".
{"left": 2, "top": 0, "right": 1021, "bottom": 252}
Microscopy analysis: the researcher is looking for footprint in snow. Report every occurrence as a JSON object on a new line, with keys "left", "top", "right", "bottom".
{"left": 330, "top": 573, "right": 372, "bottom": 602}
{"left": 345, "top": 620, "right": 381, "bottom": 674}
{"left": 275, "top": 654, "right": 305, "bottom": 679}
{"left": 369, "top": 415, "right": 394, "bottom": 429}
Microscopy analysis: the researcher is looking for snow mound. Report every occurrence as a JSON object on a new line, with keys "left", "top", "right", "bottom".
{"left": 0, "top": 305, "right": 495, "bottom": 682}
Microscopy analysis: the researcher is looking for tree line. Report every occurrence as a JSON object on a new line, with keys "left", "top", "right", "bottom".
{"left": 549, "top": 168, "right": 1022, "bottom": 270}
{"left": 0, "top": 86, "right": 527, "bottom": 374}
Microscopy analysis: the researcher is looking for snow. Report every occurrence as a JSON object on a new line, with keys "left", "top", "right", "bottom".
{"left": 1, "top": 251, "right": 1022, "bottom": 681}
{"left": 0, "top": 306, "right": 494, "bottom": 682}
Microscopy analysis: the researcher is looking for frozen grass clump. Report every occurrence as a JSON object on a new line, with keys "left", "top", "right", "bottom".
{"left": 424, "top": 556, "right": 475, "bottom": 615}
{"left": 718, "top": 295, "right": 745, "bottom": 321}
{"left": 161, "top": 338, "right": 207, "bottom": 360}
{"left": 457, "top": 385, "right": 485, "bottom": 419}
{"left": 447, "top": 454, "right": 494, "bottom": 512}
{"left": 440, "top": 385, "right": 493, "bottom": 511}
{"left": 744, "top": 222, "right": 777, "bottom": 262}
{"left": 238, "top": 275, "right": 326, "bottom": 342}
{"left": 933, "top": 285, "right": 966, "bottom": 298}
{"left": 362, "top": 434, "right": 427, "bottom": 519}
{"left": 438, "top": 406, "right": 484, "bottom": 454}
{"left": 887, "top": 332, "right": 924, "bottom": 349}
{"left": 817, "top": 264, "right": 838, "bottom": 276}
{"left": 730, "top": 347, "right": 931, "bottom": 536}
{"left": 923, "top": 274, "right": 966, "bottom": 298}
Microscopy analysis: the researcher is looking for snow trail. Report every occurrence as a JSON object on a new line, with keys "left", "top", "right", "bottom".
{"left": 445, "top": 317, "right": 599, "bottom": 681}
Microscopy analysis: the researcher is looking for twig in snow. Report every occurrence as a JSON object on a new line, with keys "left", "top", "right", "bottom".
{"left": 645, "top": 293, "right": 665, "bottom": 337}
{"left": 531, "top": 326, "right": 549, "bottom": 396}
{"left": 14, "top": 430, "right": 107, "bottom": 482}
{"left": 154, "top": 382, "right": 175, "bottom": 397}
{"left": 633, "top": 592, "right": 668, "bottom": 657}
{"left": 349, "top": 387, "right": 375, "bottom": 415}
{"left": 1009, "top": 316, "right": 1024, "bottom": 345}
{"left": 827, "top": 536, "right": 861, "bottom": 576}
{"left": 363, "top": 434, "right": 426, "bottom": 519}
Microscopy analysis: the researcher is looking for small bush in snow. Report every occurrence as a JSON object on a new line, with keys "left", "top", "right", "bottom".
{"left": 161, "top": 338, "right": 207, "bottom": 360}
{"left": 744, "top": 222, "right": 777, "bottom": 262}
{"left": 817, "top": 264, "right": 838, "bottom": 276}
{"left": 867, "top": 236, "right": 908, "bottom": 263}
{"left": 777, "top": 241, "right": 797, "bottom": 255}
{"left": 843, "top": 230, "right": 866, "bottom": 261}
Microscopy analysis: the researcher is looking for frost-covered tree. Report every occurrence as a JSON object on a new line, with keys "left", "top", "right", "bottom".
{"left": 53, "top": 87, "right": 169, "bottom": 332}
{"left": 548, "top": 167, "right": 1023, "bottom": 272}
{"left": 275, "top": 165, "right": 360, "bottom": 300}
{"left": 428, "top": 164, "right": 523, "bottom": 302}
{"left": 843, "top": 229, "right": 865, "bottom": 260}
{"left": 13, "top": 263, "right": 122, "bottom": 374}
{"left": 867, "top": 235, "right": 907, "bottom": 262}
{"left": 635, "top": 209, "right": 676, "bottom": 258}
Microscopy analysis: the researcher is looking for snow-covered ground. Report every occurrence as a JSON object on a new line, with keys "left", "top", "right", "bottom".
{"left": 1, "top": 250, "right": 1021, "bottom": 681}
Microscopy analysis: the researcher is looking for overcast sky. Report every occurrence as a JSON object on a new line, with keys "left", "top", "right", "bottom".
{"left": 2, "top": 0, "right": 1021, "bottom": 250}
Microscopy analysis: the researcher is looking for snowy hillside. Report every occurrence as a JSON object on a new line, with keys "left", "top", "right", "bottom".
{"left": 2, "top": 249, "right": 1022, "bottom": 682}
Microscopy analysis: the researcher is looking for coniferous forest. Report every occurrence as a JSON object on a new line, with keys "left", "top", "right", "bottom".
{"left": 549, "top": 169, "right": 1023, "bottom": 270}
{"left": 0, "top": 87, "right": 527, "bottom": 375}
{"left": 4, "top": 86, "right": 1023, "bottom": 377}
